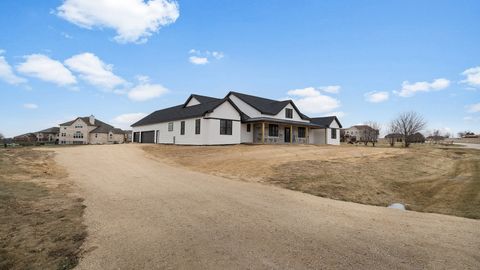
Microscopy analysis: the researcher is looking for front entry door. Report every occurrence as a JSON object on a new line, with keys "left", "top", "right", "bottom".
{"left": 285, "top": 127, "right": 291, "bottom": 143}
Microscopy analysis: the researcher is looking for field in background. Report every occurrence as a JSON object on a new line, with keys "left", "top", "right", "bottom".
{"left": 0, "top": 148, "right": 86, "bottom": 270}
{"left": 143, "top": 144, "right": 480, "bottom": 219}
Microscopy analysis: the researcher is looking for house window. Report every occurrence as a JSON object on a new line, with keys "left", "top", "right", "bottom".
{"left": 269, "top": 124, "right": 279, "bottom": 137}
{"left": 195, "top": 119, "right": 201, "bottom": 134}
{"left": 220, "top": 119, "right": 232, "bottom": 135}
{"left": 168, "top": 122, "right": 174, "bottom": 132}
{"left": 109, "top": 133, "right": 113, "bottom": 139}
{"left": 61, "top": 133, "right": 66, "bottom": 137}
{"left": 298, "top": 127, "right": 306, "bottom": 138}
{"left": 246, "top": 124, "right": 251, "bottom": 132}
{"left": 73, "top": 131, "right": 83, "bottom": 139}
{"left": 285, "top": 108, "right": 293, "bottom": 119}
{"left": 331, "top": 128, "right": 337, "bottom": 139}
{"left": 180, "top": 121, "right": 185, "bottom": 135}
{"left": 95, "top": 134, "right": 98, "bottom": 138}
{"left": 75, "top": 125, "right": 83, "bottom": 128}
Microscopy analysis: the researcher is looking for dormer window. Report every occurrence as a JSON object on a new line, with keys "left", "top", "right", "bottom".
{"left": 285, "top": 108, "right": 293, "bottom": 119}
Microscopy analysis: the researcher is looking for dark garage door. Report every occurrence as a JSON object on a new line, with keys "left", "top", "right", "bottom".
{"left": 140, "top": 131, "right": 155, "bottom": 143}
{"left": 133, "top": 132, "right": 140, "bottom": 143}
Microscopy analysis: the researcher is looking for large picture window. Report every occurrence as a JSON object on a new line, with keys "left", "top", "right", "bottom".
{"left": 331, "top": 128, "right": 337, "bottom": 139}
{"left": 285, "top": 108, "right": 293, "bottom": 119}
{"left": 195, "top": 119, "right": 201, "bottom": 134}
{"left": 269, "top": 124, "right": 279, "bottom": 137}
{"left": 220, "top": 119, "right": 232, "bottom": 135}
{"left": 298, "top": 127, "right": 306, "bottom": 138}
{"left": 180, "top": 121, "right": 185, "bottom": 135}
{"left": 73, "top": 131, "right": 83, "bottom": 139}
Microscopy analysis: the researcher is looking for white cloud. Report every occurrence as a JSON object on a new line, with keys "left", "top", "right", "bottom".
{"left": 461, "top": 66, "right": 480, "bottom": 87}
{"left": 189, "top": 56, "right": 209, "bottom": 65}
{"left": 467, "top": 102, "right": 480, "bottom": 113}
{"left": 64, "top": 52, "right": 126, "bottom": 90}
{"left": 0, "top": 53, "right": 26, "bottom": 85}
{"left": 211, "top": 51, "right": 224, "bottom": 60}
{"left": 287, "top": 87, "right": 319, "bottom": 97}
{"left": 394, "top": 78, "right": 450, "bottom": 97}
{"left": 364, "top": 91, "right": 389, "bottom": 103}
{"left": 127, "top": 76, "right": 168, "bottom": 101}
{"left": 23, "top": 103, "right": 38, "bottom": 109}
{"left": 326, "top": 111, "right": 345, "bottom": 118}
{"left": 17, "top": 54, "right": 76, "bottom": 86}
{"left": 56, "top": 0, "right": 179, "bottom": 43}
{"left": 320, "top": 85, "right": 341, "bottom": 94}
{"left": 188, "top": 49, "right": 224, "bottom": 64}
{"left": 113, "top": 112, "right": 147, "bottom": 128}
{"left": 286, "top": 87, "right": 340, "bottom": 114}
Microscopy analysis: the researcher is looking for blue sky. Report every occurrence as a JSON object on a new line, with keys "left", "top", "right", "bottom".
{"left": 1, "top": 0, "right": 479, "bottom": 137}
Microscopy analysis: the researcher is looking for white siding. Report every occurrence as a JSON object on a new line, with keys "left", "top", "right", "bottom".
{"left": 310, "top": 129, "right": 326, "bottom": 144}
{"left": 240, "top": 123, "right": 253, "bottom": 143}
{"left": 271, "top": 103, "right": 309, "bottom": 122}
{"left": 326, "top": 119, "right": 340, "bottom": 145}
{"left": 132, "top": 100, "right": 241, "bottom": 145}
{"left": 185, "top": 97, "right": 200, "bottom": 107}
{"left": 228, "top": 94, "right": 262, "bottom": 118}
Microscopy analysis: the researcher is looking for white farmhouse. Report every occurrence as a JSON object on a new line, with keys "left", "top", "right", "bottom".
{"left": 131, "top": 92, "right": 342, "bottom": 145}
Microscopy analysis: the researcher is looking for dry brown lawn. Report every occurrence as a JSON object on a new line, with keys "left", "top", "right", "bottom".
{"left": 0, "top": 148, "right": 86, "bottom": 270}
{"left": 143, "top": 144, "right": 480, "bottom": 219}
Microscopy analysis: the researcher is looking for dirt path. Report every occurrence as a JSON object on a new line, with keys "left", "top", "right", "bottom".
{"left": 53, "top": 144, "right": 480, "bottom": 270}
{"left": 456, "top": 143, "right": 480, "bottom": 150}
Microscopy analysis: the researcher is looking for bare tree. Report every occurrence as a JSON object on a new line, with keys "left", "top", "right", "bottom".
{"left": 390, "top": 112, "right": 427, "bottom": 148}
{"left": 363, "top": 121, "right": 381, "bottom": 146}
{"left": 386, "top": 122, "right": 400, "bottom": 147}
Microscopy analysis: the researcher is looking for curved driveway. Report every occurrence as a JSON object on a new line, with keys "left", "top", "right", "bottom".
{"left": 53, "top": 145, "right": 480, "bottom": 270}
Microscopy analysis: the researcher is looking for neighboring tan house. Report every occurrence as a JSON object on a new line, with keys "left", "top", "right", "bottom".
{"left": 13, "top": 133, "right": 37, "bottom": 143}
{"left": 385, "top": 132, "right": 425, "bottom": 143}
{"left": 59, "top": 115, "right": 125, "bottom": 145}
{"left": 342, "top": 125, "right": 379, "bottom": 143}
{"left": 131, "top": 92, "right": 342, "bottom": 145}
{"left": 35, "top": 127, "right": 59, "bottom": 143}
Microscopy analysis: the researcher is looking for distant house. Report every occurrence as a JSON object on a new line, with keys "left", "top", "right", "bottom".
{"left": 35, "top": 127, "right": 59, "bottom": 143}
{"left": 131, "top": 92, "right": 342, "bottom": 145}
{"left": 342, "top": 125, "right": 379, "bottom": 143}
{"left": 13, "top": 133, "right": 37, "bottom": 143}
{"left": 408, "top": 132, "right": 426, "bottom": 143}
{"left": 59, "top": 115, "right": 126, "bottom": 145}
{"left": 385, "top": 132, "right": 425, "bottom": 144}
{"left": 385, "top": 133, "right": 403, "bottom": 142}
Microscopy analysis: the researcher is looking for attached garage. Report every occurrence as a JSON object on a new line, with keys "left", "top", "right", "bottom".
{"left": 140, "top": 131, "right": 155, "bottom": 143}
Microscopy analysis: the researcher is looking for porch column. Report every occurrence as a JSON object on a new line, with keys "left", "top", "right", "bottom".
{"left": 290, "top": 125, "right": 293, "bottom": 143}
{"left": 306, "top": 127, "right": 309, "bottom": 144}
{"left": 261, "top": 122, "right": 265, "bottom": 144}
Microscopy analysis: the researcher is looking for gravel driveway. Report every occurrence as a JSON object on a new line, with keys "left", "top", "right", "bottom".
{"left": 53, "top": 144, "right": 480, "bottom": 270}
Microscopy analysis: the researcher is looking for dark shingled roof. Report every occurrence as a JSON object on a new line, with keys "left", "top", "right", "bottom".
{"left": 132, "top": 98, "right": 246, "bottom": 127}
{"left": 91, "top": 126, "right": 125, "bottom": 134}
{"left": 183, "top": 94, "right": 221, "bottom": 107}
{"left": 310, "top": 116, "right": 343, "bottom": 128}
{"left": 36, "top": 127, "right": 60, "bottom": 134}
{"left": 227, "top": 91, "right": 309, "bottom": 120}
{"left": 59, "top": 116, "right": 124, "bottom": 134}
{"left": 60, "top": 117, "right": 112, "bottom": 127}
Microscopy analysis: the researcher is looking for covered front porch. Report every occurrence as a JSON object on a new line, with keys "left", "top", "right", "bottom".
{"left": 244, "top": 118, "right": 324, "bottom": 144}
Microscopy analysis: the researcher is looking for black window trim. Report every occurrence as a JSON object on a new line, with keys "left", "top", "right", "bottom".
{"left": 220, "top": 119, "right": 233, "bottom": 135}
{"left": 285, "top": 108, "right": 293, "bottom": 119}
{"left": 268, "top": 124, "right": 279, "bottom": 137}
{"left": 180, "top": 121, "right": 185, "bottom": 135}
{"left": 195, "top": 119, "right": 201, "bottom": 135}
{"left": 298, "top": 127, "right": 306, "bottom": 138}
